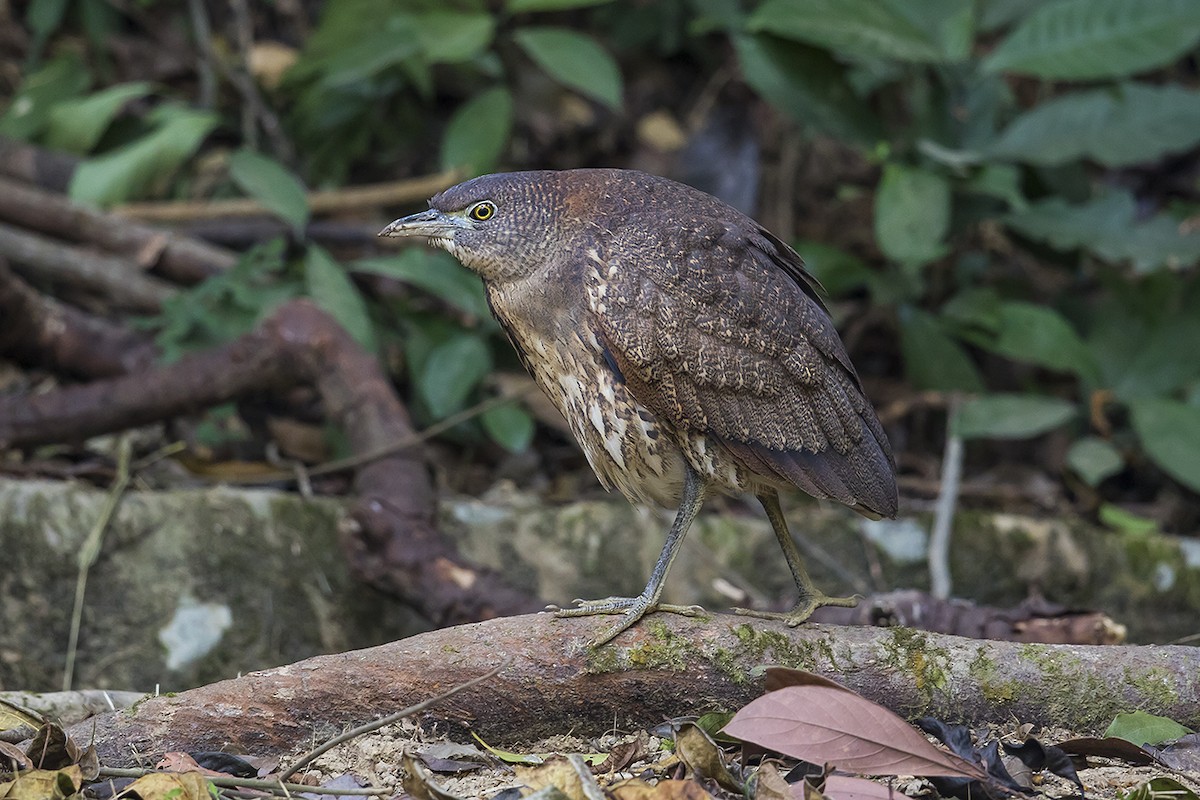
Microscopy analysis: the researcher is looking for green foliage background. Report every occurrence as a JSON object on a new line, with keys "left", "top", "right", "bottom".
{"left": 5, "top": 0, "right": 1200, "bottom": 519}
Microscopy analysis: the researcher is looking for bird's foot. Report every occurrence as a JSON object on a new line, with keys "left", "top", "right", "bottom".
{"left": 547, "top": 596, "right": 705, "bottom": 646}
{"left": 733, "top": 591, "right": 859, "bottom": 627}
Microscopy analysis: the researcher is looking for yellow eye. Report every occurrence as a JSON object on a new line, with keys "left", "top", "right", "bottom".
{"left": 468, "top": 201, "right": 496, "bottom": 221}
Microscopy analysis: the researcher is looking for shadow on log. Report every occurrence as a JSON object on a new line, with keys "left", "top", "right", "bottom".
{"left": 76, "top": 612, "right": 1200, "bottom": 767}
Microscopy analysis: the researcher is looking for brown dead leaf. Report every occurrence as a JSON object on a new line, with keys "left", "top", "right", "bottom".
{"left": 764, "top": 668, "right": 855, "bottom": 694}
{"left": 0, "top": 765, "right": 82, "bottom": 799}
{"left": 675, "top": 723, "right": 742, "bottom": 793}
{"left": 0, "top": 740, "right": 30, "bottom": 772}
{"left": 724, "top": 686, "right": 987, "bottom": 780}
{"left": 751, "top": 761, "right": 792, "bottom": 800}
{"left": 248, "top": 41, "right": 299, "bottom": 89}
{"left": 596, "top": 732, "right": 650, "bottom": 774}
{"left": 24, "top": 723, "right": 79, "bottom": 770}
{"left": 0, "top": 700, "right": 43, "bottom": 734}
{"left": 810, "top": 775, "right": 905, "bottom": 799}
{"left": 120, "top": 770, "right": 213, "bottom": 799}
{"left": 515, "top": 754, "right": 605, "bottom": 800}
{"left": 610, "top": 778, "right": 715, "bottom": 800}
{"left": 402, "top": 750, "right": 467, "bottom": 800}
{"left": 1055, "top": 736, "right": 1160, "bottom": 766}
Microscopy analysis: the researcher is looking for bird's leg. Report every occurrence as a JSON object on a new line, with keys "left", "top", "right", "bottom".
{"left": 734, "top": 490, "right": 858, "bottom": 625}
{"left": 551, "top": 464, "right": 708, "bottom": 646}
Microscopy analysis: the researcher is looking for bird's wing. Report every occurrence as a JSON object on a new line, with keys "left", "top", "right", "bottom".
{"left": 589, "top": 217, "right": 897, "bottom": 518}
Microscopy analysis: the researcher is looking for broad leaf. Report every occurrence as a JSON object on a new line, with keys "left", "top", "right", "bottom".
{"left": 980, "top": 302, "right": 1099, "bottom": 381}
{"left": 984, "top": 0, "right": 1200, "bottom": 79}
{"left": 1129, "top": 398, "right": 1200, "bottom": 493}
{"left": 1087, "top": 289, "right": 1200, "bottom": 402}
{"left": 1006, "top": 191, "right": 1200, "bottom": 273}
{"left": 69, "top": 106, "right": 217, "bottom": 206}
{"left": 794, "top": 240, "right": 877, "bottom": 297}
{"left": 507, "top": 0, "right": 612, "bottom": 10}
{"left": 318, "top": 27, "right": 420, "bottom": 87}
{"left": 1104, "top": 711, "right": 1194, "bottom": 748}
{"left": 0, "top": 53, "right": 90, "bottom": 140}
{"left": 513, "top": 27, "right": 622, "bottom": 109}
{"left": 733, "top": 34, "right": 881, "bottom": 145}
{"left": 353, "top": 250, "right": 492, "bottom": 320}
{"left": 481, "top": 403, "right": 535, "bottom": 453}
{"left": 953, "top": 394, "right": 1076, "bottom": 439}
{"left": 229, "top": 149, "right": 310, "bottom": 234}
{"left": 725, "top": 685, "right": 986, "bottom": 778}
{"left": 420, "top": 334, "right": 493, "bottom": 417}
{"left": 304, "top": 246, "right": 377, "bottom": 352}
{"left": 1120, "top": 777, "right": 1200, "bottom": 800}
{"left": 411, "top": 11, "right": 495, "bottom": 63}
{"left": 748, "top": 0, "right": 947, "bottom": 63}
{"left": 1067, "top": 437, "right": 1124, "bottom": 486}
{"left": 987, "top": 83, "right": 1200, "bottom": 168}
{"left": 874, "top": 164, "right": 950, "bottom": 266}
{"left": 899, "top": 309, "right": 984, "bottom": 393}
{"left": 441, "top": 87, "right": 513, "bottom": 175}
{"left": 44, "top": 82, "right": 153, "bottom": 153}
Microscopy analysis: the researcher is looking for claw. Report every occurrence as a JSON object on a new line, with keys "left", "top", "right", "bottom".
{"left": 734, "top": 592, "right": 860, "bottom": 626}
{"left": 551, "top": 596, "right": 708, "bottom": 646}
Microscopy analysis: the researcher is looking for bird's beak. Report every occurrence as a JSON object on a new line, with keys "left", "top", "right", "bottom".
{"left": 378, "top": 209, "right": 462, "bottom": 239}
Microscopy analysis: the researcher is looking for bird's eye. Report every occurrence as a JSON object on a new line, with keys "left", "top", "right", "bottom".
{"left": 468, "top": 201, "right": 496, "bottom": 221}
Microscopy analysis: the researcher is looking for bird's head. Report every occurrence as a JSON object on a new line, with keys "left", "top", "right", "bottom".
{"left": 379, "top": 171, "right": 579, "bottom": 283}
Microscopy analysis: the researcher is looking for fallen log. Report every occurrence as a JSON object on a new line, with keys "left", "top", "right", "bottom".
{"left": 75, "top": 612, "right": 1200, "bottom": 768}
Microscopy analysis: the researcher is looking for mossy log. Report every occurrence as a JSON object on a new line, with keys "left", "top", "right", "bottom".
{"left": 79, "top": 612, "right": 1199, "bottom": 767}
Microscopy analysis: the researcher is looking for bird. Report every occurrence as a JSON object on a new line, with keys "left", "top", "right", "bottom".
{"left": 380, "top": 169, "right": 897, "bottom": 645}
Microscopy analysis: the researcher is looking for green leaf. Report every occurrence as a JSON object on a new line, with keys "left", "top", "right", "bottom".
{"left": 353, "top": 250, "right": 492, "bottom": 321}
{"left": 420, "top": 334, "right": 493, "bottom": 417}
{"left": 733, "top": 34, "right": 881, "bottom": 145}
{"left": 874, "top": 164, "right": 950, "bottom": 266}
{"left": 953, "top": 394, "right": 1077, "bottom": 439}
{"left": 1099, "top": 504, "right": 1160, "bottom": 536}
{"left": 1087, "top": 288, "right": 1200, "bottom": 402}
{"left": 1129, "top": 398, "right": 1200, "bottom": 493}
{"left": 899, "top": 309, "right": 984, "bottom": 393}
{"left": 68, "top": 106, "right": 217, "bottom": 206}
{"left": 43, "top": 82, "right": 154, "bottom": 154}
{"left": 481, "top": 403, "right": 535, "bottom": 452}
{"left": 888, "top": 0, "right": 975, "bottom": 62}
{"left": 983, "top": 0, "right": 1200, "bottom": 79}
{"left": 1067, "top": 437, "right": 1124, "bottom": 486}
{"left": 513, "top": 27, "right": 622, "bottom": 109}
{"left": 981, "top": 302, "right": 1099, "bottom": 381}
{"left": 317, "top": 27, "right": 420, "bottom": 87}
{"left": 1006, "top": 190, "right": 1200, "bottom": 273}
{"left": 0, "top": 53, "right": 90, "bottom": 140}
{"left": 304, "top": 245, "right": 377, "bottom": 352}
{"left": 987, "top": 84, "right": 1200, "bottom": 168}
{"left": 229, "top": 149, "right": 310, "bottom": 234}
{"left": 1120, "top": 777, "right": 1200, "bottom": 800}
{"left": 979, "top": 0, "right": 1044, "bottom": 33}
{"left": 793, "top": 240, "right": 876, "bottom": 297}
{"left": 507, "top": 0, "right": 613, "bottom": 10}
{"left": 440, "top": 87, "right": 513, "bottom": 175}
{"left": 26, "top": 0, "right": 70, "bottom": 45}
{"left": 748, "top": 0, "right": 947, "bottom": 62}
{"left": 1103, "top": 710, "right": 1194, "bottom": 747}
{"left": 411, "top": 11, "right": 495, "bottom": 63}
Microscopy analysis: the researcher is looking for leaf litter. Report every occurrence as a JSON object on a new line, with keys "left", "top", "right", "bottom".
{"left": 3, "top": 668, "right": 1200, "bottom": 799}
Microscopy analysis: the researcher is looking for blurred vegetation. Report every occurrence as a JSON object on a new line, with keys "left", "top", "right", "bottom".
{"left": 3, "top": 0, "right": 1200, "bottom": 528}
